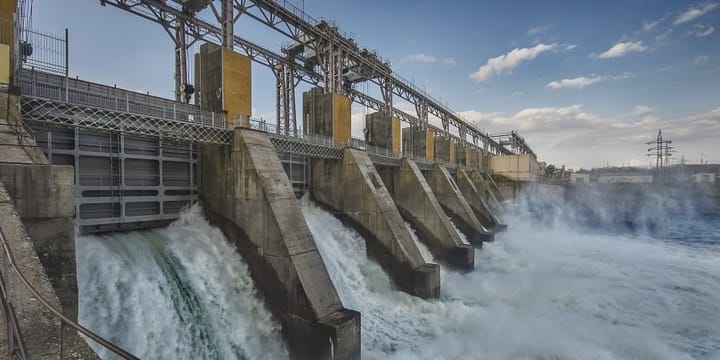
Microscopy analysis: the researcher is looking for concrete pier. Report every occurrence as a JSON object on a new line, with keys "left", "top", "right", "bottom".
{"left": 483, "top": 171, "right": 507, "bottom": 202}
{"left": 311, "top": 149, "right": 441, "bottom": 299}
{"left": 455, "top": 143, "right": 467, "bottom": 167}
{"left": 402, "top": 127, "right": 435, "bottom": 161}
{"left": 365, "top": 112, "right": 400, "bottom": 155}
{"left": 434, "top": 136, "right": 455, "bottom": 164}
{"left": 381, "top": 159, "right": 474, "bottom": 270}
{"left": 200, "top": 129, "right": 360, "bottom": 359}
{"left": 302, "top": 87, "right": 351, "bottom": 145}
{"left": 427, "top": 164, "right": 493, "bottom": 245}
{"left": 470, "top": 170, "right": 504, "bottom": 213}
{"left": 455, "top": 168, "right": 506, "bottom": 232}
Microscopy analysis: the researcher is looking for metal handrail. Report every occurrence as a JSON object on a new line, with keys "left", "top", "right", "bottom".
{"left": 0, "top": 271, "right": 28, "bottom": 359}
{"left": 0, "top": 226, "right": 139, "bottom": 359}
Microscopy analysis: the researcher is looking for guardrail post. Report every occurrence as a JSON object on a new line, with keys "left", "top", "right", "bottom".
{"left": 64, "top": 28, "right": 69, "bottom": 102}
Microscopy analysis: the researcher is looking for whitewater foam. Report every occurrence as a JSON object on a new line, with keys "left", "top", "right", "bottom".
{"left": 77, "top": 205, "right": 288, "bottom": 359}
{"left": 302, "top": 191, "right": 720, "bottom": 360}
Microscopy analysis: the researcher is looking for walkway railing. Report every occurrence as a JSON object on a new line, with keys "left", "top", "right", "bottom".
{"left": 0, "top": 225, "right": 139, "bottom": 359}
{"left": 19, "top": 69, "right": 226, "bottom": 129}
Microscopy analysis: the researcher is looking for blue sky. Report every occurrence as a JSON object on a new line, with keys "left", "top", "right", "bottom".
{"left": 31, "top": 0, "right": 720, "bottom": 169}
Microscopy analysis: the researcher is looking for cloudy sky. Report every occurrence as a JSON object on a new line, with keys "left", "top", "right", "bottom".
{"left": 32, "top": 0, "right": 719, "bottom": 169}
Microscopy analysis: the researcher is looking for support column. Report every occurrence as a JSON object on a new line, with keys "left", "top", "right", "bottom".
{"left": 311, "top": 149, "right": 440, "bottom": 299}
{"left": 388, "top": 159, "right": 474, "bottom": 269}
{"left": 402, "top": 127, "right": 434, "bottom": 161}
{"left": 200, "top": 129, "right": 360, "bottom": 359}
{"left": 303, "top": 87, "right": 352, "bottom": 146}
{"left": 427, "top": 164, "right": 493, "bottom": 245}
{"left": 434, "top": 136, "right": 455, "bottom": 164}
{"left": 365, "top": 112, "right": 400, "bottom": 155}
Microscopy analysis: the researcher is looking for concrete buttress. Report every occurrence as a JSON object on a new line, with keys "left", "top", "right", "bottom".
{"left": 311, "top": 149, "right": 441, "bottom": 299}
{"left": 200, "top": 129, "right": 360, "bottom": 360}
{"left": 385, "top": 159, "right": 474, "bottom": 269}
{"left": 470, "top": 170, "right": 503, "bottom": 214}
{"left": 426, "top": 164, "right": 494, "bottom": 245}
{"left": 455, "top": 168, "right": 506, "bottom": 232}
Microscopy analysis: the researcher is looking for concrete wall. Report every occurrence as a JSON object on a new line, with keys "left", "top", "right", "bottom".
{"left": 455, "top": 168, "right": 504, "bottom": 230}
{"left": 426, "top": 164, "right": 493, "bottom": 245}
{"left": 311, "top": 149, "right": 440, "bottom": 298}
{"left": 0, "top": 182, "right": 98, "bottom": 359}
{"left": 489, "top": 154, "right": 541, "bottom": 182}
{"left": 0, "top": 164, "right": 79, "bottom": 317}
{"left": 200, "top": 129, "right": 360, "bottom": 359}
{"left": 384, "top": 159, "right": 473, "bottom": 270}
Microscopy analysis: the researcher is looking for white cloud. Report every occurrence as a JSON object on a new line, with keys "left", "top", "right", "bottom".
{"left": 598, "top": 41, "right": 648, "bottom": 59}
{"left": 694, "top": 54, "right": 710, "bottom": 65}
{"left": 642, "top": 20, "right": 659, "bottom": 32}
{"left": 673, "top": 3, "right": 718, "bottom": 25}
{"left": 470, "top": 43, "right": 561, "bottom": 82}
{"left": 405, "top": 53, "right": 437, "bottom": 63}
{"left": 633, "top": 105, "right": 655, "bottom": 116}
{"left": 655, "top": 29, "right": 674, "bottom": 43}
{"left": 547, "top": 76, "right": 605, "bottom": 89}
{"left": 443, "top": 57, "right": 457, "bottom": 67}
{"left": 457, "top": 105, "right": 720, "bottom": 166}
{"left": 528, "top": 26, "right": 548, "bottom": 36}
{"left": 689, "top": 24, "right": 715, "bottom": 37}
{"left": 546, "top": 73, "right": 633, "bottom": 89}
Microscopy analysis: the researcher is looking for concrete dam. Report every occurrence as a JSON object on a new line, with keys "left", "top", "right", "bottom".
{"left": 0, "top": 0, "right": 554, "bottom": 359}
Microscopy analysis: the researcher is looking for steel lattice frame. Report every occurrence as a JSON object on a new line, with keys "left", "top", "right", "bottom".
{"left": 21, "top": 96, "right": 234, "bottom": 145}
{"left": 97, "top": 0, "right": 534, "bottom": 157}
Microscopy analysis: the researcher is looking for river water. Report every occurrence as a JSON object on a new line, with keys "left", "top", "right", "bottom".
{"left": 78, "top": 187, "right": 720, "bottom": 359}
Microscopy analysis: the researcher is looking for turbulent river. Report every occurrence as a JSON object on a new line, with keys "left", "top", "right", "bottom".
{"left": 78, "top": 188, "right": 720, "bottom": 360}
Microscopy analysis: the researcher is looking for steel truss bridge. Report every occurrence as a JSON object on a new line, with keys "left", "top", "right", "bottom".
{"left": 97, "top": 0, "right": 535, "bottom": 158}
{"left": 19, "top": 68, "right": 455, "bottom": 232}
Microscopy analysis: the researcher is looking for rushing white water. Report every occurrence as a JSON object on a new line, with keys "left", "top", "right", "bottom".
{"left": 77, "top": 205, "right": 288, "bottom": 359}
{"left": 302, "top": 191, "right": 720, "bottom": 360}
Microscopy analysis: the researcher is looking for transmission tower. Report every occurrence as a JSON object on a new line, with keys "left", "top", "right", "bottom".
{"left": 646, "top": 129, "right": 674, "bottom": 178}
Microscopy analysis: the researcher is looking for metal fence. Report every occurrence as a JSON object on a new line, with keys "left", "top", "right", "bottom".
{"left": 19, "top": 27, "right": 68, "bottom": 76}
{"left": 19, "top": 69, "right": 227, "bottom": 128}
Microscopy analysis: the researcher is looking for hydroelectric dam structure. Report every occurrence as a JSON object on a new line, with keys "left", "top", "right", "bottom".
{"left": 0, "top": 0, "right": 540, "bottom": 358}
